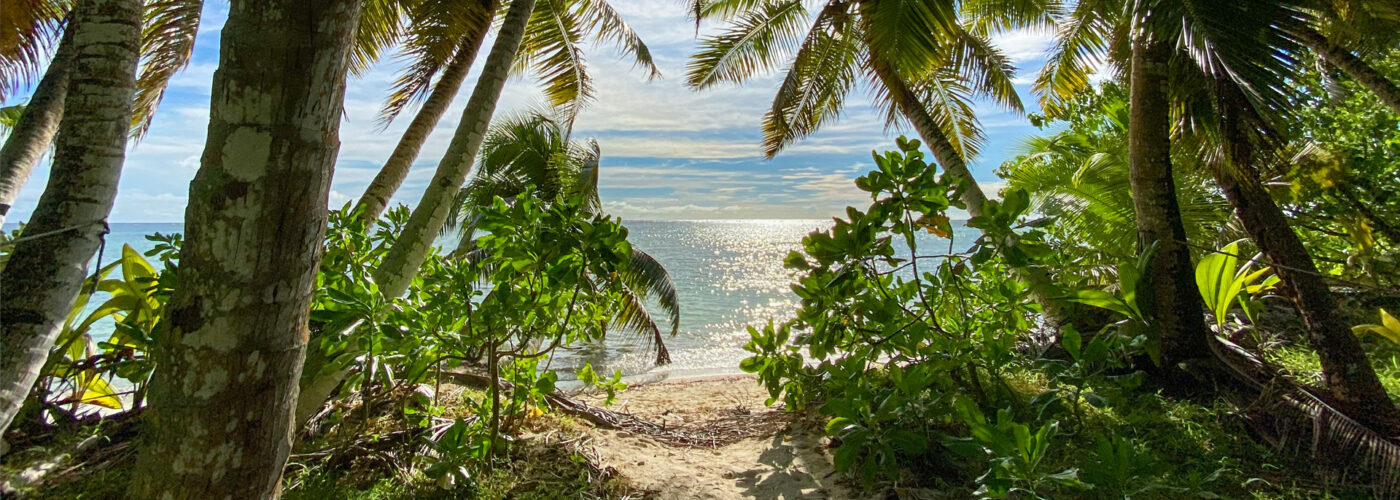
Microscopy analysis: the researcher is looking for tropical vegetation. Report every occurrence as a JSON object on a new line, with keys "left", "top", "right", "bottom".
{"left": 2, "top": 0, "right": 1400, "bottom": 498}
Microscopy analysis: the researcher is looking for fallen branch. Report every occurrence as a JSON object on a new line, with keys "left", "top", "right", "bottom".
{"left": 440, "top": 370, "right": 790, "bottom": 448}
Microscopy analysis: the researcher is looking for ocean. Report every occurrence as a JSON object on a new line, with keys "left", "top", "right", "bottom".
{"left": 10, "top": 220, "right": 979, "bottom": 380}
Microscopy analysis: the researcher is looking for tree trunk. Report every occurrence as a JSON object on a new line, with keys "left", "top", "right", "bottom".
{"left": 353, "top": 18, "right": 494, "bottom": 222}
{"left": 1299, "top": 28, "right": 1400, "bottom": 115}
{"left": 0, "top": 22, "right": 76, "bottom": 227}
{"left": 129, "top": 1, "right": 361, "bottom": 497}
{"left": 1215, "top": 81, "right": 1400, "bottom": 432}
{"left": 372, "top": 0, "right": 537, "bottom": 299}
{"left": 0, "top": 0, "right": 140, "bottom": 443}
{"left": 1127, "top": 34, "right": 1209, "bottom": 363}
{"left": 867, "top": 52, "right": 1074, "bottom": 329}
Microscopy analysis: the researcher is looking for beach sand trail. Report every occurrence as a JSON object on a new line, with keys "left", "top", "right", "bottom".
{"left": 571, "top": 375, "right": 870, "bottom": 499}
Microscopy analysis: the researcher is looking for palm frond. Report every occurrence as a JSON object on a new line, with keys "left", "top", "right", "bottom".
{"left": 379, "top": 0, "right": 495, "bottom": 127}
{"left": 576, "top": 0, "right": 661, "bottom": 79}
{"left": 871, "top": 65, "right": 984, "bottom": 159}
{"left": 350, "top": 0, "right": 409, "bottom": 76}
{"left": 130, "top": 0, "right": 201, "bottom": 141}
{"left": 959, "top": 0, "right": 1060, "bottom": 36}
{"left": 621, "top": 249, "right": 680, "bottom": 336}
{"left": 0, "top": 0, "right": 69, "bottom": 102}
{"left": 610, "top": 286, "right": 671, "bottom": 365}
{"left": 761, "top": 1, "right": 861, "bottom": 157}
{"left": 522, "top": 0, "right": 593, "bottom": 117}
{"left": 1033, "top": 0, "right": 1120, "bottom": 117}
{"left": 856, "top": 0, "right": 958, "bottom": 76}
{"left": 945, "top": 24, "right": 1023, "bottom": 114}
{"left": 685, "top": 0, "right": 809, "bottom": 89}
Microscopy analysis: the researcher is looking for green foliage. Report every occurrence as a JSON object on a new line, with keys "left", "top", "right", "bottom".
{"left": 944, "top": 399, "right": 1079, "bottom": 498}
{"left": 1354, "top": 309, "right": 1400, "bottom": 345}
{"left": 743, "top": 138, "right": 1060, "bottom": 489}
{"left": 1194, "top": 241, "right": 1280, "bottom": 331}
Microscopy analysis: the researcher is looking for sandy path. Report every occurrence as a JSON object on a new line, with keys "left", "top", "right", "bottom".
{"left": 572, "top": 375, "right": 868, "bottom": 499}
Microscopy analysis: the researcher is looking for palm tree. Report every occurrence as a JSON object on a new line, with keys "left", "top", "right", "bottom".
{"left": 685, "top": 0, "right": 1077, "bottom": 327}
{"left": 1297, "top": 1, "right": 1400, "bottom": 114}
{"left": 0, "top": 0, "right": 142, "bottom": 445}
{"left": 1037, "top": 0, "right": 1400, "bottom": 429}
{"left": 129, "top": 0, "right": 364, "bottom": 496}
{"left": 1002, "top": 85, "right": 1231, "bottom": 274}
{"left": 449, "top": 108, "right": 681, "bottom": 364}
{"left": 353, "top": 0, "right": 497, "bottom": 222}
{"left": 372, "top": 0, "right": 659, "bottom": 299}
{"left": 0, "top": 0, "right": 203, "bottom": 226}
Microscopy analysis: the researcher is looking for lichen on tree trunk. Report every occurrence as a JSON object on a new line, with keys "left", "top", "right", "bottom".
{"left": 0, "top": 0, "right": 140, "bottom": 444}
{"left": 129, "top": 1, "right": 363, "bottom": 497}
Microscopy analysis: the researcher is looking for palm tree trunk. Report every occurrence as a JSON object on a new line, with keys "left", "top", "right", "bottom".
{"left": 0, "top": 0, "right": 140, "bottom": 443}
{"left": 1215, "top": 83, "right": 1400, "bottom": 432}
{"left": 129, "top": 0, "right": 362, "bottom": 497}
{"left": 1298, "top": 28, "right": 1400, "bottom": 115}
{"left": 373, "top": 0, "right": 537, "bottom": 299}
{"left": 1127, "top": 34, "right": 1209, "bottom": 363}
{"left": 867, "top": 53, "right": 1073, "bottom": 328}
{"left": 354, "top": 21, "right": 494, "bottom": 222}
{"left": 0, "top": 23, "right": 76, "bottom": 227}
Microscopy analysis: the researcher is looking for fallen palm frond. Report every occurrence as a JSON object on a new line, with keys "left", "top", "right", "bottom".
{"left": 1208, "top": 336, "right": 1400, "bottom": 498}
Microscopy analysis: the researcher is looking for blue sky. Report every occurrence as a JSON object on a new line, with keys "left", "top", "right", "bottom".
{"left": 5, "top": 0, "right": 1063, "bottom": 223}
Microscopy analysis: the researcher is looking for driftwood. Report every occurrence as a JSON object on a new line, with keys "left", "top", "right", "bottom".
{"left": 1206, "top": 336, "right": 1400, "bottom": 498}
{"left": 440, "top": 371, "right": 791, "bottom": 448}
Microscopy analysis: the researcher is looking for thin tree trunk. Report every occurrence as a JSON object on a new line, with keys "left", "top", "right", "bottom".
{"left": 354, "top": 15, "right": 494, "bottom": 222}
{"left": 129, "top": 0, "right": 362, "bottom": 497}
{"left": 1298, "top": 28, "right": 1400, "bottom": 115}
{"left": 867, "top": 52, "right": 1073, "bottom": 329}
{"left": 1215, "top": 82, "right": 1400, "bottom": 432}
{"left": 0, "top": 0, "right": 140, "bottom": 443}
{"left": 0, "top": 23, "right": 76, "bottom": 227}
{"left": 1127, "top": 33, "right": 1209, "bottom": 363}
{"left": 373, "top": 0, "right": 537, "bottom": 299}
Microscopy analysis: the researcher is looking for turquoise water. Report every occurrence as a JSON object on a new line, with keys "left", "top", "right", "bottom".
{"left": 10, "top": 220, "right": 978, "bottom": 378}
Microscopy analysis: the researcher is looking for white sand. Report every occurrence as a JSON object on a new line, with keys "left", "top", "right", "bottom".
{"left": 573, "top": 375, "right": 870, "bottom": 499}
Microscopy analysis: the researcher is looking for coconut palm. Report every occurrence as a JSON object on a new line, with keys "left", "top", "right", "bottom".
{"left": 685, "top": 0, "right": 1079, "bottom": 327}
{"left": 1036, "top": 0, "right": 1400, "bottom": 429}
{"left": 372, "top": 0, "right": 659, "bottom": 299}
{"left": 0, "top": 0, "right": 141, "bottom": 447}
{"left": 1297, "top": 1, "right": 1400, "bottom": 114}
{"left": 353, "top": 0, "right": 497, "bottom": 222}
{"left": 0, "top": 0, "right": 204, "bottom": 227}
{"left": 1002, "top": 85, "right": 1230, "bottom": 274}
{"left": 130, "top": 0, "right": 364, "bottom": 495}
{"left": 448, "top": 108, "right": 681, "bottom": 364}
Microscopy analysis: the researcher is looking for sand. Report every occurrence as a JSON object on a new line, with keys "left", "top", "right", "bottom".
{"left": 569, "top": 374, "right": 870, "bottom": 499}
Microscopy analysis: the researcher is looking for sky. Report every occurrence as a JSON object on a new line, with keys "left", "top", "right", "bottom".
{"left": 5, "top": 0, "right": 1062, "bottom": 223}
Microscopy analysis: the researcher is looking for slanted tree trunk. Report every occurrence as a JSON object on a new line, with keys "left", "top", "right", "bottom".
{"left": 1127, "top": 33, "right": 1209, "bottom": 363}
{"left": 354, "top": 10, "right": 495, "bottom": 222}
{"left": 0, "top": 22, "right": 76, "bottom": 227}
{"left": 1298, "top": 28, "right": 1400, "bottom": 115}
{"left": 372, "top": 0, "right": 537, "bottom": 299}
{"left": 0, "top": 0, "right": 140, "bottom": 442}
{"left": 866, "top": 50, "right": 1073, "bottom": 328}
{"left": 1215, "top": 81, "right": 1400, "bottom": 432}
{"left": 129, "top": 0, "right": 362, "bottom": 497}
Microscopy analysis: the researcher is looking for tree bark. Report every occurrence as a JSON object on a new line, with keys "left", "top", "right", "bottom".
{"left": 866, "top": 51, "right": 1074, "bottom": 329}
{"left": 354, "top": 25, "right": 494, "bottom": 223}
{"left": 1214, "top": 81, "right": 1400, "bottom": 432}
{"left": 0, "top": 22, "right": 76, "bottom": 227}
{"left": 1127, "top": 34, "right": 1209, "bottom": 363}
{"left": 1298, "top": 28, "right": 1400, "bottom": 116}
{"left": 129, "top": 0, "right": 362, "bottom": 497}
{"left": 0, "top": 0, "right": 140, "bottom": 443}
{"left": 373, "top": 0, "right": 537, "bottom": 299}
